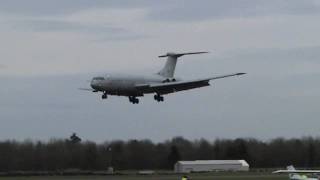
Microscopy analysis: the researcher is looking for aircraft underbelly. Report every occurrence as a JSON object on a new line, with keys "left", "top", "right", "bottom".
{"left": 103, "top": 81, "right": 141, "bottom": 96}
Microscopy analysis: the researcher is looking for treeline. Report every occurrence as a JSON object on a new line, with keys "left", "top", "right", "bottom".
{"left": 0, "top": 136, "right": 320, "bottom": 171}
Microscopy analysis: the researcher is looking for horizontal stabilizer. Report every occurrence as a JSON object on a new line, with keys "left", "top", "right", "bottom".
{"left": 159, "top": 51, "right": 209, "bottom": 58}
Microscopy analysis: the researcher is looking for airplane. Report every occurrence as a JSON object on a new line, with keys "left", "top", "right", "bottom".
{"left": 273, "top": 165, "right": 320, "bottom": 180}
{"left": 80, "top": 51, "right": 245, "bottom": 104}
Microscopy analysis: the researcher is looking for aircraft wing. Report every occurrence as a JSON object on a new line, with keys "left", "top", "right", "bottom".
{"left": 136, "top": 73, "right": 245, "bottom": 95}
{"left": 273, "top": 170, "right": 320, "bottom": 174}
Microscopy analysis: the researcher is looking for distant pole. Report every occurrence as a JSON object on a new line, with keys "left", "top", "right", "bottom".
{"left": 107, "top": 146, "right": 113, "bottom": 173}
{"left": 108, "top": 147, "right": 112, "bottom": 167}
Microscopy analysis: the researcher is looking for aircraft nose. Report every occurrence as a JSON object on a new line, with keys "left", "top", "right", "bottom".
{"left": 90, "top": 79, "right": 98, "bottom": 89}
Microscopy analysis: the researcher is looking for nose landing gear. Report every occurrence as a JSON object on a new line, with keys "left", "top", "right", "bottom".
{"left": 154, "top": 94, "right": 164, "bottom": 102}
{"left": 102, "top": 92, "right": 108, "bottom": 99}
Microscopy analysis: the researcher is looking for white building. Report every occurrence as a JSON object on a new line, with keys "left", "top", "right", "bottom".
{"left": 174, "top": 160, "right": 249, "bottom": 173}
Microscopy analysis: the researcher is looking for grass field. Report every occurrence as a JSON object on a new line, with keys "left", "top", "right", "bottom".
{"left": 0, "top": 172, "right": 288, "bottom": 180}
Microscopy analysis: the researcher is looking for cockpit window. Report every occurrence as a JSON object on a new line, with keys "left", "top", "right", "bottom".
{"left": 93, "top": 77, "right": 105, "bottom": 80}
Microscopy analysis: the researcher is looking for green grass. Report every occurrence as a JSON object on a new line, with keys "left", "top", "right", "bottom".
{"left": 0, "top": 172, "right": 287, "bottom": 180}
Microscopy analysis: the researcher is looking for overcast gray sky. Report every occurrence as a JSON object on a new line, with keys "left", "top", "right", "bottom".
{"left": 0, "top": 0, "right": 320, "bottom": 142}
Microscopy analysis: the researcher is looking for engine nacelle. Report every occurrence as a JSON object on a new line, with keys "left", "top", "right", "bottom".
{"left": 162, "top": 78, "right": 179, "bottom": 83}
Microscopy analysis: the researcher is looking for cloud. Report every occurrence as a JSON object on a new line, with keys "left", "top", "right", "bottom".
{"left": 0, "top": 0, "right": 124, "bottom": 15}
{"left": 173, "top": 46, "right": 320, "bottom": 95}
{"left": 2, "top": 8, "right": 149, "bottom": 41}
{"left": 1, "top": 0, "right": 319, "bottom": 21}
{"left": 5, "top": 19, "right": 147, "bottom": 43}
{"left": 146, "top": 0, "right": 320, "bottom": 22}
{"left": 0, "top": 0, "right": 156, "bottom": 16}
{"left": 10, "top": 19, "right": 124, "bottom": 33}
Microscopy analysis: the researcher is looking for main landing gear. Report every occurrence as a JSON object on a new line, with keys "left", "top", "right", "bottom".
{"left": 154, "top": 94, "right": 164, "bottom": 102}
{"left": 102, "top": 92, "right": 108, "bottom": 99}
{"left": 129, "top": 96, "right": 139, "bottom": 104}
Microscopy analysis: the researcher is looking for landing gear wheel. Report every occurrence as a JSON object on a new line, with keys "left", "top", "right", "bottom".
{"left": 129, "top": 96, "right": 139, "bottom": 104}
{"left": 154, "top": 94, "right": 164, "bottom": 102}
{"left": 102, "top": 93, "right": 107, "bottom": 99}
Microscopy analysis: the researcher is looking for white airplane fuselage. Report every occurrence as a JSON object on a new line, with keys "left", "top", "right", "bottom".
{"left": 90, "top": 73, "right": 179, "bottom": 96}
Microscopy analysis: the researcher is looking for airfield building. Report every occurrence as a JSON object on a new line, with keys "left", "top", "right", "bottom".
{"left": 174, "top": 160, "right": 249, "bottom": 173}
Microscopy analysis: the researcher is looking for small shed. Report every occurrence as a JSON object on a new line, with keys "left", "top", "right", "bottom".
{"left": 174, "top": 160, "right": 249, "bottom": 173}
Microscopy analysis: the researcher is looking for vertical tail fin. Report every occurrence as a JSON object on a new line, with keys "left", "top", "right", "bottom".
{"left": 157, "top": 52, "right": 208, "bottom": 78}
{"left": 157, "top": 54, "right": 178, "bottom": 78}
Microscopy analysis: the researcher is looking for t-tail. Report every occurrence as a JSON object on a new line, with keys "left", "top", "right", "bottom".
{"left": 157, "top": 51, "right": 208, "bottom": 78}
